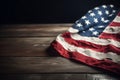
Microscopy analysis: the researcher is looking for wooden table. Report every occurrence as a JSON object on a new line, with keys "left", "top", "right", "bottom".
{"left": 0, "top": 24, "right": 119, "bottom": 80}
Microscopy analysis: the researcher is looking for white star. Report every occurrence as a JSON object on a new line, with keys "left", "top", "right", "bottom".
{"left": 89, "top": 27, "right": 95, "bottom": 31}
{"left": 105, "top": 10, "right": 109, "bottom": 15}
{"left": 102, "top": 5, "right": 107, "bottom": 8}
{"left": 98, "top": 11, "right": 103, "bottom": 15}
{"left": 76, "top": 23, "right": 83, "bottom": 27}
{"left": 101, "top": 17, "right": 105, "bottom": 22}
{"left": 81, "top": 16, "right": 87, "bottom": 19}
{"left": 98, "top": 26, "right": 104, "bottom": 28}
{"left": 83, "top": 31, "right": 85, "bottom": 33}
{"left": 85, "top": 20, "right": 90, "bottom": 25}
{"left": 90, "top": 13, "right": 95, "bottom": 17}
{"left": 75, "top": 20, "right": 79, "bottom": 23}
{"left": 94, "top": 18, "right": 98, "bottom": 23}
{"left": 104, "top": 20, "right": 109, "bottom": 23}
{"left": 93, "top": 31, "right": 98, "bottom": 35}
{"left": 110, "top": 5, "right": 114, "bottom": 8}
{"left": 113, "top": 10, "right": 116, "bottom": 13}
{"left": 88, "top": 10, "right": 92, "bottom": 13}
{"left": 95, "top": 7, "right": 99, "bottom": 10}
{"left": 109, "top": 14, "right": 113, "bottom": 17}
{"left": 101, "top": 17, "right": 109, "bottom": 23}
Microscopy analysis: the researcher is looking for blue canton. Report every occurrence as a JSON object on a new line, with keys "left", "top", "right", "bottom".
{"left": 72, "top": 5, "right": 119, "bottom": 37}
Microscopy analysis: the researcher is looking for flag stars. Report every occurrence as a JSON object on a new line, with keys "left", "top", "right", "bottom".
{"left": 109, "top": 14, "right": 113, "bottom": 17}
{"left": 71, "top": 5, "right": 117, "bottom": 37}
{"left": 85, "top": 20, "right": 91, "bottom": 25}
{"left": 104, "top": 20, "right": 109, "bottom": 23}
{"left": 94, "top": 18, "right": 98, "bottom": 23}
{"left": 101, "top": 17, "right": 109, "bottom": 23}
{"left": 75, "top": 20, "right": 79, "bottom": 23}
{"left": 89, "top": 28, "right": 95, "bottom": 31}
{"left": 90, "top": 13, "right": 95, "bottom": 17}
{"left": 88, "top": 10, "right": 92, "bottom": 13}
{"left": 101, "top": 17, "right": 105, "bottom": 22}
{"left": 76, "top": 23, "right": 83, "bottom": 27}
{"left": 93, "top": 31, "right": 99, "bottom": 35}
{"left": 110, "top": 5, "right": 114, "bottom": 8}
{"left": 98, "top": 26, "right": 105, "bottom": 28}
{"left": 82, "top": 31, "right": 86, "bottom": 33}
{"left": 113, "top": 10, "right": 116, "bottom": 13}
{"left": 98, "top": 11, "right": 103, "bottom": 15}
{"left": 105, "top": 10, "right": 109, "bottom": 15}
{"left": 81, "top": 16, "right": 87, "bottom": 19}
{"left": 102, "top": 5, "right": 107, "bottom": 8}
{"left": 95, "top": 7, "right": 99, "bottom": 10}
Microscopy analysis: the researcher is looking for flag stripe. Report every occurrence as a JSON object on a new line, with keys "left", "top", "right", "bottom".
{"left": 103, "top": 26, "right": 120, "bottom": 34}
{"left": 62, "top": 33, "right": 120, "bottom": 54}
{"left": 118, "top": 12, "right": 120, "bottom": 16}
{"left": 99, "top": 32, "right": 120, "bottom": 41}
{"left": 68, "top": 33, "right": 120, "bottom": 48}
{"left": 113, "top": 15, "right": 120, "bottom": 23}
{"left": 52, "top": 41, "right": 120, "bottom": 75}
{"left": 56, "top": 34, "right": 120, "bottom": 63}
{"left": 109, "top": 22, "right": 120, "bottom": 26}
{"left": 68, "top": 27, "right": 79, "bottom": 33}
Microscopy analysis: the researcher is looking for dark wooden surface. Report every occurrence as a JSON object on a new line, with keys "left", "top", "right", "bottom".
{"left": 0, "top": 24, "right": 119, "bottom": 80}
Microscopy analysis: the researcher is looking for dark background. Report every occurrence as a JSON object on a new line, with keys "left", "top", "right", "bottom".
{"left": 0, "top": 0, "right": 120, "bottom": 24}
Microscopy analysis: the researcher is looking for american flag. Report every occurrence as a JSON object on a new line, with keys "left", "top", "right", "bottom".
{"left": 51, "top": 5, "right": 120, "bottom": 75}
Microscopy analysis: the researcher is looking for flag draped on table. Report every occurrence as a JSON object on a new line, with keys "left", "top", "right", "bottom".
{"left": 50, "top": 5, "right": 120, "bottom": 75}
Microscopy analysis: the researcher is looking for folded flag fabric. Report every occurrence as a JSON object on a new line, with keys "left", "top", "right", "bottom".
{"left": 50, "top": 5, "right": 120, "bottom": 75}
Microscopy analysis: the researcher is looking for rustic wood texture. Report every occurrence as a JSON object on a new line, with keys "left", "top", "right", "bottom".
{"left": 0, "top": 37, "right": 55, "bottom": 56}
{"left": 0, "top": 24, "right": 71, "bottom": 37}
{"left": 0, "top": 74, "right": 119, "bottom": 80}
{"left": 0, "top": 73, "right": 120, "bottom": 80}
{"left": 0, "top": 57, "right": 102, "bottom": 74}
{"left": 0, "top": 74, "right": 87, "bottom": 80}
{"left": 0, "top": 24, "right": 119, "bottom": 80}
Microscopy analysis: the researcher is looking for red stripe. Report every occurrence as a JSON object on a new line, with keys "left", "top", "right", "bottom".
{"left": 118, "top": 12, "right": 120, "bottom": 16}
{"left": 99, "top": 32, "right": 120, "bottom": 41}
{"left": 51, "top": 41, "right": 120, "bottom": 75}
{"left": 62, "top": 32, "right": 120, "bottom": 55}
{"left": 109, "top": 22, "right": 120, "bottom": 26}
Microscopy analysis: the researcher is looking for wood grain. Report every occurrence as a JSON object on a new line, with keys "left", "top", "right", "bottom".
{"left": 0, "top": 74, "right": 87, "bottom": 80}
{"left": 0, "top": 57, "right": 102, "bottom": 74}
{"left": 0, "top": 37, "right": 55, "bottom": 56}
{"left": 0, "top": 24, "right": 119, "bottom": 80}
{"left": 0, "top": 74, "right": 119, "bottom": 80}
{"left": 0, "top": 24, "right": 72, "bottom": 37}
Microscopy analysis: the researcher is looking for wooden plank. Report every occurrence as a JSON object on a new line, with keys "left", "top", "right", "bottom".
{"left": 0, "top": 24, "right": 72, "bottom": 28}
{"left": 0, "top": 74, "right": 87, "bottom": 80}
{"left": 0, "top": 74, "right": 119, "bottom": 80}
{"left": 0, "top": 24, "right": 72, "bottom": 37}
{"left": 0, "top": 37, "right": 55, "bottom": 57}
{"left": 86, "top": 74, "right": 120, "bottom": 80}
{"left": 0, "top": 57, "right": 103, "bottom": 74}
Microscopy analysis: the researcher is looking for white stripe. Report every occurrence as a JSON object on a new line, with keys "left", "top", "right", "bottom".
{"left": 56, "top": 34, "right": 120, "bottom": 63}
{"left": 68, "top": 27, "right": 79, "bottom": 33}
{"left": 113, "top": 16, "right": 120, "bottom": 23}
{"left": 70, "top": 33, "right": 120, "bottom": 48}
{"left": 103, "top": 26, "right": 120, "bottom": 34}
